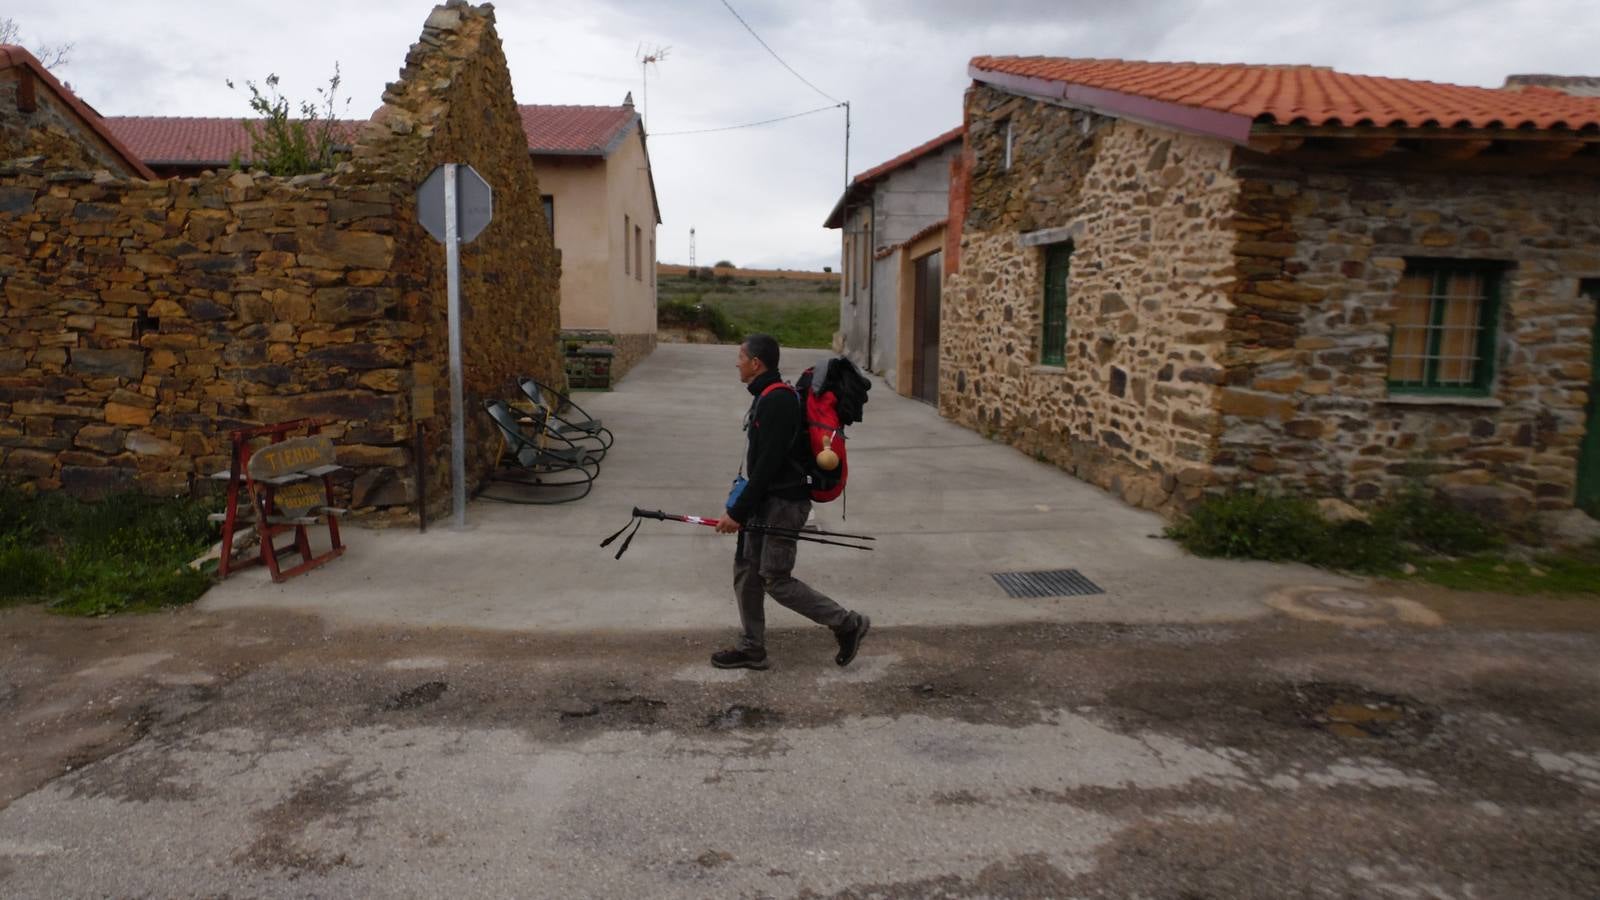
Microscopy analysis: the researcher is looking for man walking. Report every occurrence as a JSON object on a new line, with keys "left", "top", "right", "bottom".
{"left": 711, "top": 334, "right": 870, "bottom": 670}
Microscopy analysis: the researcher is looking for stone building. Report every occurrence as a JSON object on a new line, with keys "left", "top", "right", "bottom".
{"left": 943, "top": 56, "right": 1600, "bottom": 518}
{"left": 0, "top": 2, "right": 565, "bottom": 521}
{"left": 825, "top": 127, "right": 961, "bottom": 397}
{"left": 0, "top": 45, "right": 153, "bottom": 179}
{"left": 108, "top": 97, "right": 661, "bottom": 382}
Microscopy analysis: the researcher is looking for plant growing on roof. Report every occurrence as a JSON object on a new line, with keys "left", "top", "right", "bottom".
{"left": 225, "top": 63, "right": 350, "bottom": 176}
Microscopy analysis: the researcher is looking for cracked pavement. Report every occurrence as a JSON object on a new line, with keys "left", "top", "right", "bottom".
{"left": 2, "top": 589, "right": 1598, "bottom": 898}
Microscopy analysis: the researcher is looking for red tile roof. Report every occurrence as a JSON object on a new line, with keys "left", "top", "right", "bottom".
{"left": 104, "top": 117, "right": 362, "bottom": 165}
{"left": 516, "top": 105, "right": 638, "bottom": 155}
{"left": 0, "top": 45, "right": 156, "bottom": 178}
{"left": 851, "top": 126, "right": 963, "bottom": 187}
{"left": 825, "top": 127, "right": 962, "bottom": 228}
{"left": 971, "top": 56, "right": 1600, "bottom": 133}
{"left": 105, "top": 105, "right": 639, "bottom": 167}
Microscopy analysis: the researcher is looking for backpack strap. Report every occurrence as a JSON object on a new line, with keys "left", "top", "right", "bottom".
{"left": 753, "top": 381, "right": 809, "bottom": 489}
{"left": 755, "top": 381, "right": 800, "bottom": 426}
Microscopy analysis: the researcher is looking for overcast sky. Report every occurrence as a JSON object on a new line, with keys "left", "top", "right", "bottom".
{"left": 17, "top": 1, "right": 1599, "bottom": 270}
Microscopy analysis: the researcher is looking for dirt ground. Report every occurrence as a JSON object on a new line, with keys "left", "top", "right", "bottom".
{"left": 2, "top": 584, "right": 1598, "bottom": 898}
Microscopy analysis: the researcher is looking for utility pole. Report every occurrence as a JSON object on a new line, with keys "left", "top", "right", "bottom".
{"left": 842, "top": 100, "right": 851, "bottom": 196}
{"left": 689, "top": 227, "right": 696, "bottom": 269}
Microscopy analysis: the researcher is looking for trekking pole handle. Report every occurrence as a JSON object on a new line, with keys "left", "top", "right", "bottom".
{"left": 632, "top": 507, "right": 721, "bottom": 528}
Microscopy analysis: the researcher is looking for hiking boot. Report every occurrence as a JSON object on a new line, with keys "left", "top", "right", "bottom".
{"left": 711, "top": 647, "right": 770, "bottom": 670}
{"left": 833, "top": 613, "right": 871, "bottom": 667}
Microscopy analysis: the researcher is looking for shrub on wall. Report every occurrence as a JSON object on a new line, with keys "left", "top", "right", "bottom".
{"left": 226, "top": 65, "right": 350, "bottom": 176}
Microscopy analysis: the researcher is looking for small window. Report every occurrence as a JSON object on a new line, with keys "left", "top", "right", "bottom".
{"left": 635, "top": 224, "right": 643, "bottom": 281}
{"left": 1040, "top": 242, "right": 1072, "bottom": 366}
{"left": 1003, "top": 118, "right": 1013, "bottom": 171}
{"left": 1387, "top": 261, "right": 1503, "bottom": 395}
{"left": 624, "top": 214, "right": 631, "bottom": 274}
{"left": 650, "top": 238, "right": 656, "bottom": 291}
{"left": 541, "top": 195, "right": 554, "bottom": 237}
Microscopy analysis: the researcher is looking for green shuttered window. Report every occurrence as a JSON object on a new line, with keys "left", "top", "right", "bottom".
{"left": 1386, "top": 261, "right": 1503, "bottom": 396}
{"left": 1040, "top": 242, "right": 1072, "bottom": 366}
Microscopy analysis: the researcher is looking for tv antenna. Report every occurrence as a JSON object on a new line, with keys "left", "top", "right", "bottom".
{"left": 637, "top": 44, "right": 670, "bottom": 130}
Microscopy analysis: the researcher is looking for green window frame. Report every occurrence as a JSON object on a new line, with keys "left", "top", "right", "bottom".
{"left": 1040, "top": 242, "right": 1072, "bottom": 366}
{"left": 1386, "top": 260, "right": 1503, "bottom": 396}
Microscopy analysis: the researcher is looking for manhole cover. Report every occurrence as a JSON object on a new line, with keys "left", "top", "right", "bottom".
{"left": 1264, "top": 586, "right": 1443, "bottom": 628}
{"left": 991, "top": 569, "right": 1104, "bottom": 598}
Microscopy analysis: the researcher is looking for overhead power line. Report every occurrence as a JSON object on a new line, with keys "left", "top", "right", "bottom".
{"left": 651, "top": 103, "right": 842, "bottom": 137}
{"left": 717, "top": 0, "right": 840, "bottom": 105}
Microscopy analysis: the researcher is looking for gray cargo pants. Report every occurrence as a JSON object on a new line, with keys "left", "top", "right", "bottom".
{"left": 734, "top": 495, "right": 851, "bottom": 651}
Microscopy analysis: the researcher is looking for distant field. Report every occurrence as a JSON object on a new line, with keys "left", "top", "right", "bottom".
{"left": 658, "top": 263, "right": 839, "bottom": 284}
{"left": 656, "top": 267, "right": 840, "bottom": 349}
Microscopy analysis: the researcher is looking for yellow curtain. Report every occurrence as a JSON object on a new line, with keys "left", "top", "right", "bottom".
{"left": 1436, "top": 272, "right": 1483, "bottom": 384}
{"left": 1389, "top": 273, "right": 1433, "bottom": 383}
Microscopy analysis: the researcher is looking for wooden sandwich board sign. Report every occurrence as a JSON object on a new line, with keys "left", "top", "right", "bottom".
{"left": 247, "top": 435, "right": 335, "bottom": 517}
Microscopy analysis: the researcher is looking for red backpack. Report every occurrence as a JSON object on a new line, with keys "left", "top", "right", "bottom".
{"left": 759, "top": 358, "right": 869, "bottom": 504}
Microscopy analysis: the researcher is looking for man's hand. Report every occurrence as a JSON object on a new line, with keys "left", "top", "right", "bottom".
{"left": 715, "top": 512, "right": 741, "bottom": 534}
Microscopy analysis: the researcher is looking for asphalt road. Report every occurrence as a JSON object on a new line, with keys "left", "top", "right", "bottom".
{"left": 2, "top": 588, "right": 1598, "bottom": 899}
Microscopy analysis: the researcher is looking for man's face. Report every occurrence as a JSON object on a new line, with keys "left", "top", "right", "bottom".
{"left": 736, "top": 344, "right": 763, "bottom": 384}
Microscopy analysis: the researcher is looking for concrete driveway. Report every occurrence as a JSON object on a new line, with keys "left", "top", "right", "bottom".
{"left": 199, "top": 342, "right": 1345, "bottom": 631}
{"left": 7, "top": 347, "right": 1599, "bottom": 899}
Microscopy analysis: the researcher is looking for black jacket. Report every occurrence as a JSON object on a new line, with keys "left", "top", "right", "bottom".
{"left": 729, "top": 369, "right": 809, "bottom": 523}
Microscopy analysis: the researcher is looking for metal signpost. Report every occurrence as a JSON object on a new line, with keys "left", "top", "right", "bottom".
{"left": 417, "top": 163, "right": 493, "bottom": 529}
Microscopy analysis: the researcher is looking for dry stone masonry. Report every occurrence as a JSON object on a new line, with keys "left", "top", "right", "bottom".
{"left": 0, "top": 1, "right": 563, "bottom": 523}
{"left": 1219, "top": 164, "right": 1600, "bottom": 513}
{"left": 944, "top": 84, "right": 1239, "bottom": 512}
{"left": 944, "top": 81, "right": 1600, "bottom": 517}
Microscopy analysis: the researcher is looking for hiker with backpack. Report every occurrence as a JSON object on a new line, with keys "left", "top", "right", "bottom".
{"left": 710, "top": 334, "right": 872, "bottom": 670}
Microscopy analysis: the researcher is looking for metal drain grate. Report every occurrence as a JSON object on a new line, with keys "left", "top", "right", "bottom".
{"left": 991, "top": 569, "right": 1104, "bottom": 598}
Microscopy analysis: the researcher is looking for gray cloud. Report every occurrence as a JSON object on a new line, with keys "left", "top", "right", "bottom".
{"left": 19, "top": 0, "right": 1600, "bottom": 268}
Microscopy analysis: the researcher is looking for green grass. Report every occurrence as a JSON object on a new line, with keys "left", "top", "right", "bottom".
{"left": 1166, "top": 486, "right": 1600, "bottom": 595}
{"left": 1413, "top": 544, "right": 1600, "bottom": 595}
{"left": 658, "top": 273, "right": 839, "bottom": 349}
{"left": 0, "top": 483, "right": 218, "bottom": 615}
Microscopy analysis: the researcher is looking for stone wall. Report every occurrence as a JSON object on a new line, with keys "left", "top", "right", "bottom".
{"left": 942, "top": 84, "right": 1239, "bottom": 511}
{"left": 350, "top": 1, "right": 563, "bottom": 518}
{"left": 610, "top": 332, "right": 655, "bottom": 383}
{"left": 1217, "top": 161, "right": 1600, "bottom": 513}
{"left": 0, "top": 163, "right": 415, "bottom": 504}
{"left": 0, "top": 1, "right": 563, "bottom": 521}
{"left": 0, "top": 64, "right": 142, "bottom": 176}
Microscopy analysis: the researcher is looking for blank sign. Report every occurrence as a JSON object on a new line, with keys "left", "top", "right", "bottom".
{"left": 417, "top": 164, "right": 493, "bottom": 244}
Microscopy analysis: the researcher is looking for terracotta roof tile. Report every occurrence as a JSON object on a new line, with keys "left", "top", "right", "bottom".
{"left": 852, "top": 126, "right": 963, "bottom": 186}
{"left": 105, "top": 105, "right": 638, "bottom": 166}
{"left": 971, "top": 56, "right": 1600, "bottom": 132}
{"left": 516, "top": 105, "right": 637, "bottom": 155}
{"left": 825, "top": 127, "right": 961, "bottom": 228}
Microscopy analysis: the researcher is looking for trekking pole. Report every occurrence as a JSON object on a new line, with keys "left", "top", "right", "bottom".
{"left": 601, "top": 507, "right": 875, "bottom": 560}
{"left": 630, "top": 508, "right": 874, "bottom": 541}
